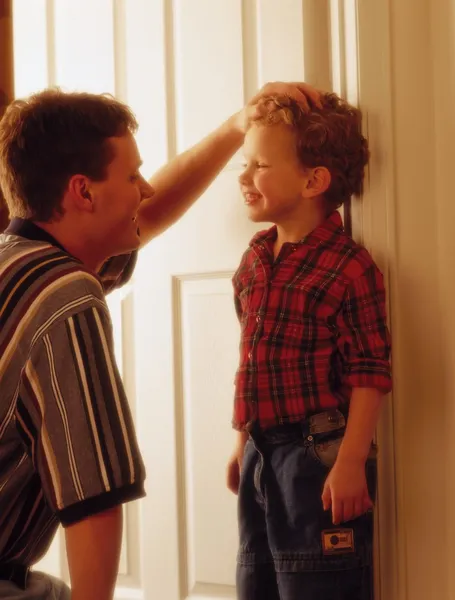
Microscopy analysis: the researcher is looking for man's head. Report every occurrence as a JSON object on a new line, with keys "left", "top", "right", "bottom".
{"left": 0, "top": 89, "right": 153, "bottom": 260}
{"left": 239, "top": 93, "right": 369, "bottom": 224}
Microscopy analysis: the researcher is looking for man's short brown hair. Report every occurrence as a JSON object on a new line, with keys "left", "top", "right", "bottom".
{"left": 249, "top": 93, "right": 369, "bottom": 210}
{"left": 0, "top": 89, "right": 138, "bottom": 222}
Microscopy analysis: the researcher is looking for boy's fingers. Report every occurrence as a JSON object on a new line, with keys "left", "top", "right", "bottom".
{"left": 363, "top": 493, "right": 374, "bottom": 513}
{"left": 341, "top": 499, "right": 354, "bottom": 523}
{"left": 353, "top": 498, "right": 364, "bottom": 520}
{"left": 321, "top": 483, "right": 331, "bottom": 511}
{"left": 226, "top": 460, "right": 240, "bottom": 494}
{"left": 332, "top": 497, "right": 343, "bottom": 525}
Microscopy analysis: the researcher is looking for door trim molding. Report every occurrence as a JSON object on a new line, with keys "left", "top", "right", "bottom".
{"left": 333, "top": 2, "right": 403, "bottom": 599}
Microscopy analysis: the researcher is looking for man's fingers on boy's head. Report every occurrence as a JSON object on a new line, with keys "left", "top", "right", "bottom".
{"left": 295, "top": 83, "right": 322, "bottom": 109}
{"left": 292, "top": 82, "right": 323, "bottom": 109}
{"left": 249, "top": 81, "right": 324, "bottom": 113}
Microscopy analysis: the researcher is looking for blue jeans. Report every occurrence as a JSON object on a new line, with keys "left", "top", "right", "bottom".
{"left": 236, "top": 410, "right": 376, "bottom": 600}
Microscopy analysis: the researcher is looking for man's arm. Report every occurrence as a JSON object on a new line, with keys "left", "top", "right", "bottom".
{"left": 138, "top": 113, "right": 243, "bottom": 244}
{"left": 18, "top": 294, "right": 146, "bottom": 598}
{"left": 66, "top": 507, "right": 122, "bottom": 600}
{"left": 138, "top": 82, "right": 322, "bottom": 245}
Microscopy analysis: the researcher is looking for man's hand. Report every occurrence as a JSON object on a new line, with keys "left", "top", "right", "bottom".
{"left": 232, "top": 81, "right": 323, "bottom": 134}
{"left": 139, "top": 81, "right": 322, "bottom": 244}
{"left": 322, "top": 459, "right": 373, "bottom": 525}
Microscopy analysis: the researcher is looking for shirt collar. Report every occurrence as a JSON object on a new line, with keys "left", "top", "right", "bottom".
{"left": 4, "top": 218, "right": 70, "bottom": 254}
{"left": 249, "top": 210, "right": 344, "bottom": 250}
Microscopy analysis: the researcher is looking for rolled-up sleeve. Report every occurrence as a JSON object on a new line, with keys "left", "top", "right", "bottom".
{"left": 336, "top": 265, "right": 392, "bottom": 394}
{"left": 17, "top": 304, "right": 146, "bottom": 527}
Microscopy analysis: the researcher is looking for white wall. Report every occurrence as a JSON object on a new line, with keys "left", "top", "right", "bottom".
{"left": 9, "top": 1, "right": 455, "bottom": 598}
{"left": 378, "top": 0, "right": 455, "bottom": 598}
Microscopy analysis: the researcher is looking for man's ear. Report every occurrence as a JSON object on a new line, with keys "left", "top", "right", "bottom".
{"left": 302, "top": 166, "right": 331, "bottom": 198}
{"left": 67, "top": 175, "right": 94, "bottom": 212}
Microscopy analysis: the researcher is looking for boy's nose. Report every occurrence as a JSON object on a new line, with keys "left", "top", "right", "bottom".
{"left": 238, "top": 169, "right": 251, "bottom": 186}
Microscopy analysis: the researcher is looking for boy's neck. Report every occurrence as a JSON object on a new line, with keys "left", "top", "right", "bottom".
{"left": 273, "top": 205, "right": 328, "bottom": 258}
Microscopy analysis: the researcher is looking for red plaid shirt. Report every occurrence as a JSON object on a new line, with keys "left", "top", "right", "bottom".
{"left": 232, "top": 211, "right": 392, "bottom": 431}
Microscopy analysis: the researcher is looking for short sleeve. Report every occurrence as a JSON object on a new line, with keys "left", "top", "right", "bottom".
{"left": 98, "top": 251, "right": 138, "bottom": 295}
{"left": 17, "top": 304, "right": 146, "bottom": 526}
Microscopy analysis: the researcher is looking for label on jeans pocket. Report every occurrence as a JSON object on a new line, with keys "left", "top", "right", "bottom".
{"left": 321, "top": 529, "right": 355, "bottom": 555}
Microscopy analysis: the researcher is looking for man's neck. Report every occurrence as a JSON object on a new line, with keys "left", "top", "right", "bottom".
{"left": 35, "top": 220, "right": 104, "bottom": 272}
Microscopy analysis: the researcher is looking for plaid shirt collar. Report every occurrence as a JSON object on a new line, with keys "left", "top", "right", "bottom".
{"left": 249, "top": 210, "right": 344, "bottom": 251}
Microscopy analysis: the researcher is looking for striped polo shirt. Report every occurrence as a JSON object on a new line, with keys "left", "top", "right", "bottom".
{"left": 0, "top": 219, "right": 146, "bottom": 567}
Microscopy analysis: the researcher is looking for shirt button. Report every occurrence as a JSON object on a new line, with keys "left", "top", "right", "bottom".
{"left": 256, "top": 315, "right": 261, "bottom": 323}
{"left": 248, "top": 351, "right": 253, "bottom": 360}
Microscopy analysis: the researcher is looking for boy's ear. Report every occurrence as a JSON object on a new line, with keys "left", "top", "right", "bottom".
{"left": 302, "top": 167, "right": 331, "bottom": 198}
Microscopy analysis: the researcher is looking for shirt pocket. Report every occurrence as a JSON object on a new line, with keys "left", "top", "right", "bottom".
{"left": 275, "top": 315, "right": 334, "bottom": 355}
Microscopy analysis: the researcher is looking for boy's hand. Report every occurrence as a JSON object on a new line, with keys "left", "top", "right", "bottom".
{"left": 321, "top": 459, "right": 373, "bottom": 525}
{"left": 226, "top": 451, "right": 242, "bottom": 495}
{"left": 226, "top": 432, "right": 249, "bottom": 495}
{"left": 232, "top": 81, "right": 323, "bottom": 134}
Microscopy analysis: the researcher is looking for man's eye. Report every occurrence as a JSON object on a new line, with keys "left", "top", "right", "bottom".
{"left": 130, "top": 174, "right": 140, "bottom": 182}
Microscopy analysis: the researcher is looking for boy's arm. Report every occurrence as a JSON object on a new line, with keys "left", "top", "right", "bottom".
{"left": 337, "top": 388, "right": 383, "bottom": 465}
{"left": 322, "top": 263, "right": 392, "bottom": 524}
{"left": 322, "top": 388, "right": 383, "bottom": 524}
{"left": 137, "top": 82, "right": 321, "bottom": 246}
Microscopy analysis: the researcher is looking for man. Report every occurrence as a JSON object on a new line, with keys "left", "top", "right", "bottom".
{"left": 0, "top": 82, "right": 320, "bottom": 599}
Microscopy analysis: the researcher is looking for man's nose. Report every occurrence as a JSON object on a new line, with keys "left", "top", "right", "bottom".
{"left": 139, "top": 176, "right": 155, "bottom": 200}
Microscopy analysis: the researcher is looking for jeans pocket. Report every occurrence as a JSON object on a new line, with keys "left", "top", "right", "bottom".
{"left": 311, "top": 436, "right": 378, "bottom": 470}
{"left": 311, "top": 435, "right": 344, "bottom": 469}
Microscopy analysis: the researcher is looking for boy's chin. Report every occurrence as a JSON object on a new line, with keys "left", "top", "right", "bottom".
{"left": 247, "top": 210, "right": 269, "bottom": 224}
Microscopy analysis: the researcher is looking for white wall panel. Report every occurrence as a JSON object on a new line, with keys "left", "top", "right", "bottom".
{"left": 173, "top": 0, "right": 244, "bottom": 150}
{"left": 178, "top": 276, "right": 239, "bottom": 594}
{"left": 256, "top": 0, "right": 305, "bottom": 85}
{"left": 12, "top": 0, "right": 48, "bottom": 96}
{"left": 53, "top": 0, "right": 116, "bottom": 94}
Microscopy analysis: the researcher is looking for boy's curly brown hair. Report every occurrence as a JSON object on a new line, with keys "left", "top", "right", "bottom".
{"left": 249, "top": 93, "right": 369, "bottom": 210}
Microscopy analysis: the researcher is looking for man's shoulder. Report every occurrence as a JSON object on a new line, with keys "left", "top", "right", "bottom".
{"left": 0, "top": 238, "right": 105, "bottom": 321}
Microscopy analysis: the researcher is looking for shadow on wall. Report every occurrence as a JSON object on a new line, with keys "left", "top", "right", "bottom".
{"left": 0, "top": 0, "right": 13, "bottom": 231}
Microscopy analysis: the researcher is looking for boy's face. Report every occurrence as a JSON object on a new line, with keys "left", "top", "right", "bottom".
{"left": 239, "top": 124, "right": 309, "bottom": 224}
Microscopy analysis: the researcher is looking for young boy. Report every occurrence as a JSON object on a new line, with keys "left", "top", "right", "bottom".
{"left": 227, "top": 94, "right": 392, "bottom": 600}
